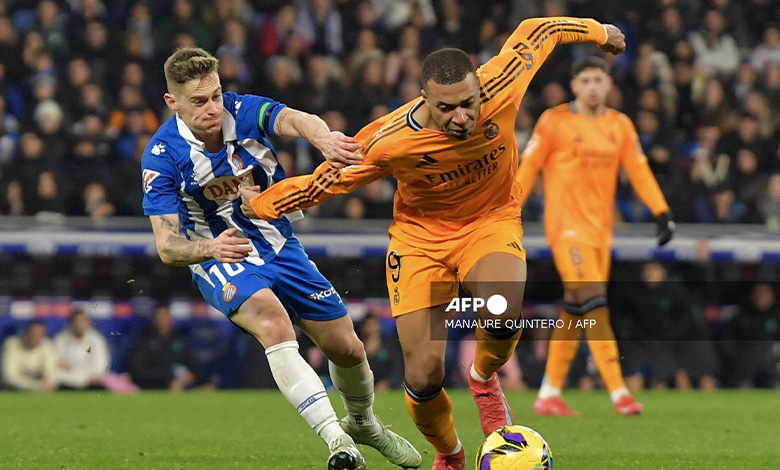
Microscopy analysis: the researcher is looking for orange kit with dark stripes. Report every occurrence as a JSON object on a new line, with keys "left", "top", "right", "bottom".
{"left": 251, "top": 17, "right": 609, "bottom": 315}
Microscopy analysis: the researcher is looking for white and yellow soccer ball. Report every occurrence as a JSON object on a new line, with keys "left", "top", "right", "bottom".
{"left": 475, "top": 425, "right": 553, "bottom": 470}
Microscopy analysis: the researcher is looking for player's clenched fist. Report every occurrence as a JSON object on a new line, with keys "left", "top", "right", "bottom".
{"left": 312, "top": 130, "right": 363, "bottom": 169}
{"left": 205, "top": 227, "right": 252, "bottom": 263}
{"left": 600, "top": 24, "right": 626, "bottom": 54}
{"left": 239, "top": 185, "right": 262, "bottom": 219}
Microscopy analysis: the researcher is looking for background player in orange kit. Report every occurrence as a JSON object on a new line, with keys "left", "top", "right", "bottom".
{"left": 242, "top": 18, "right": 626, "bottom": 470}
{"left": 514, "top": 56, "right": 676, "bottom": 417}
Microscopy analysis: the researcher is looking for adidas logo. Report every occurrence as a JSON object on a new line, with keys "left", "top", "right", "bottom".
{"left": 415, "top": 154, "right": 438, "bottom": 168}
{"left": 507, "top": 241, "right": 523, "bottom": 252}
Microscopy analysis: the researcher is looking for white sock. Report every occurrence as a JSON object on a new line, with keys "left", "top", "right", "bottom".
{"left": 266, "top": 341, "right": 345, "bottom": 446}
{"left": 610, "top": 386, "right": 630, "bottom": 404}
{"left": 470, "top": 363, "right": 489, "bottom": 382}
{"left": 328, "top": 359, "right": 376, "bottom": 427}
{"left": 445, "top": 440, "right": 463, "bottom": 456}
{"left": 537, "top": 375, "right": 561, "bottom": 399}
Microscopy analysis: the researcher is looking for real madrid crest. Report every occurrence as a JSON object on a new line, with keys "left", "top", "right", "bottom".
{"left": 483, "top": 119, "right": 499, "bottom": 139}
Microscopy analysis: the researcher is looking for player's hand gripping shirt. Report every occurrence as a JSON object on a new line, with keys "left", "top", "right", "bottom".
{"left": 250, "top": 18, "right": 608, "bottom": 243}
{"left": 141, "top": 92, "right": 299, "bottom": 266}
{"left": 514, "top": 103, "right": 670, "bottom": 246}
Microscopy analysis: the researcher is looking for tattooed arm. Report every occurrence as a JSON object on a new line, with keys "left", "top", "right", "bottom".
{"left": 272, "top": 107, "right": 363, "bottom": 169}
{"left": 149, "top": 214, "right": 251, "bottom": 266}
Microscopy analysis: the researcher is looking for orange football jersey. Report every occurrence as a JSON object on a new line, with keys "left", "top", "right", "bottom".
{"left": 514, "top": 102, "right": 670, "bottom": 247}
{"left": 251, "top": 17, "right": 609, "bottom": 245}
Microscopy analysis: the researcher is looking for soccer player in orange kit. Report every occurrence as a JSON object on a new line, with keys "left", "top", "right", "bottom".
{"left": 241, "top": 19, "right": 626, "bottom": 469}
{"left": 514, "top": 56, "right": 675, "bottom": 417}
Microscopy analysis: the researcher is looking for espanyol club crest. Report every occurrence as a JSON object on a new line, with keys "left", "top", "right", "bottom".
{"left": 231, "top": 154, "right": 244, "bottom": 170}
{"left": 223, "top": 282, "right": 237, "bottom": 302}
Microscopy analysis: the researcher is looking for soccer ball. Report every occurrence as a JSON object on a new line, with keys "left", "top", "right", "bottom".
{"left": 475, "top": 425, "right": 553, "bottom": 470}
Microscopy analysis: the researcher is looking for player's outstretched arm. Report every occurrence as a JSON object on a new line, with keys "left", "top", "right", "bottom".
{"left": 150, "top": 214, "right": 251, "bottom": 265}
{"left": 240, "top": 159, "right": 390, "bottom": 220}
{"left": 483, "top": 18, "right": 624, "bottom": 108}
{"left": 273, "top": 108, "right": 363, "bottom": 169}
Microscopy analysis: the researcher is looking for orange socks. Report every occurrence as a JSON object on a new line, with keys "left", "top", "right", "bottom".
{"left": 544, "top": 311, "right": 584, "bottom": 388}
{"left": 585, "top": 306, "right": 626, "bottom": 392}
{"left": 404, "top": 387, "right": 459, "bottom": 454}
{"left": 473, "top": 326, "right": 523, "bottom": 380}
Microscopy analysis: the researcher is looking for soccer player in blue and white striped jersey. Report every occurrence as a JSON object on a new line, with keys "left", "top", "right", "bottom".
{"left": 142, "top": 48, "right": 420, "bottom": 470}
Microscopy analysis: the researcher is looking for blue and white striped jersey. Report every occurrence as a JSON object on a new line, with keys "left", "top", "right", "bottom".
{"left": 142, "top": 92, "right": 302, "bottom": 266}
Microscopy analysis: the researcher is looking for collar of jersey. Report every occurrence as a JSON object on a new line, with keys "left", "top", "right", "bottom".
{"left": 175, "top": 111, "right": 237, "bottom": 150}
{"left": 406, "top": 100, "right": 424, "bottom": 131}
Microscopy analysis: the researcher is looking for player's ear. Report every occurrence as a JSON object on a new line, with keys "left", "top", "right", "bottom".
{"left": 163, "top": 92, "right": 178, "bottom": 112}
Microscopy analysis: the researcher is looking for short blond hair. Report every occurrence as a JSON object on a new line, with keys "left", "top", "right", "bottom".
{"left": 164, "top": 47, "right": 219, "bottom": 92}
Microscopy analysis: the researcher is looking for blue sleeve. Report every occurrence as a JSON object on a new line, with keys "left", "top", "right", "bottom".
{"left": 225, "top": 92, "right": 287, "bottom": 138}
{"left": 141, "top": 141, "right": 180, "bottom": 216}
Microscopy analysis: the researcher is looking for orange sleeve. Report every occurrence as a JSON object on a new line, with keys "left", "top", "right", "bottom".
{"left": 249, "top": 122, "right": 393, "bottom": 220}
{"left": 513, "top": 110, "right": 555, "bottom": 206}
{"left": 618, "top": 115, "right": 670, "bottom": 216}
{"left": 480, "top": 17, "right": 608, "bottom": 107}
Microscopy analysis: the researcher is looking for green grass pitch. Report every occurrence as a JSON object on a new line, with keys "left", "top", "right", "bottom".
{"left": 1, "top": 390, "right": 778, "bottom": 469}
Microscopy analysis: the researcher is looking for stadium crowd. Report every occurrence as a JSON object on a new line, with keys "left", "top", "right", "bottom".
{"left": 1, "top": 0, "right": 780, "bottom": 224}
{"left": 1, "top": 1, "right": 780, "bottom": 392}
{"left": 3, "top": 272, "right": 780, "bottom": 392}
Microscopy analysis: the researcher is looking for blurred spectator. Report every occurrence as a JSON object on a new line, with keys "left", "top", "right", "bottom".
{"left": 733, "top": 63, "right": 757, "bottom": 105}
{"left": 127, "top": 306, "right": 198, "bottom": 391}
{"left": 295, "top": 0, "right": 344, "bottom": 56}
{"left": 689, "top": 10, "right": 740, "bottom": 77}
{"left": 299, "top": 55, "right": 346, "bottom": 116}
{"left": 53, "top": 308, "right": 110, "bottom": 390}
{"left": 1, "top": 320, "right": 57, "bottom": 392}
{"left": 0, "top": 0, "right": 776, "bottom": 223}
{"left": 652, "top": 6, "right": 686, "bottom": 57}
{"left": 724, "top": 283, "right": 780, "bottom": 388}
{"left": 758, "top": 173, "right": 780, "bottom": 230}
{"left": 0, "top": 94, "right": 19, "bottom": 166}
{"left": 113, "top": 132, "right": 150, "bottom": 216}
{"left": 514, "top": 105, "right": 534, "bottom": 152}
{"left": 125, "top": 1, "right": 154, "bottom": 60}
{"left": 107, "top": 85, "right": 159, "bottom": 137}
{"left": 77, "top": 20, "right": 112, "bottom": 87}
{"left": 356, "top": 313, "right": 403, "bottom": 390}
{"left": 751, "top": 26, "right": 780, "bottom": 72}
{"left": 80, "top": 181, "right": 116, "bottom": 221}
{"left": 616, "top": 262, "right": 718, "bottom": 390}
{"left": 648, "top": 144, "right": 690, "bottom": 221}
{"left": 258, "top": 4, "right": 297, "bottom": 57}
{"left": 361, "top": 179, "right": 394, "bottom": 219}
{"left": 671, "top": 57, "right": 698, "bottom": 137}
{"left": 34, "top": 0, "right": 68, "bottom": 61}
{"left": 342, "top": 196, "right": 366, "bottom": 219}
{"left": 730, "top": 149, "right": 766, "bottom": 221}
{"left": 262, "top": 56, "right": 301, "bottom": 109}
{"left": 157, "top": 0, "right": 212, "bottom": 52}
{"left": 759, "top": 64, "right": 780, "bottom": 121}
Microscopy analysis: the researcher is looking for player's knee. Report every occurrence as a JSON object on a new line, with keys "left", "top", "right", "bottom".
{"left": 563, "top": 296, "right": 607, "bottom": 317}
{"left": 234, "top": 301, "right": 295, "bottom": 347}
{"left": 321, "top": 331, "right": 365, "bottom": 367}
{"left": 404, "top": 358, "right": 445, "bottom": 394}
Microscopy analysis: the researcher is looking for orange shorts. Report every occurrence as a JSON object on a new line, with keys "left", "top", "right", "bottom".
{"left": 550, "top": 239, "right": 612, "bottom": 289}
{"left": 385, "top": 215, "right": 526, "bottom": 317}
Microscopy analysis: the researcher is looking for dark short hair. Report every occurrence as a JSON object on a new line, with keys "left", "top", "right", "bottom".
{"left": 571, "top": 56, "right": 610, "bottom": 78}
{"left": 25, "top": 320, "right": 45, "bottom": 331}
{"left": 69, "top": 307, "right": 87, "bottom": 322}
{"left": 421, "top": 48, "right": 476, "bottom": 88}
